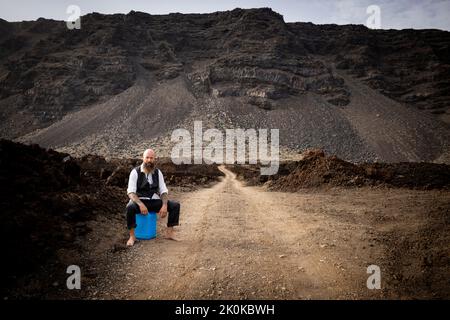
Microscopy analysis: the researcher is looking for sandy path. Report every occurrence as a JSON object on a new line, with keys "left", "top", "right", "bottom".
{"left": 88, "top": 166, "right": 404, "bottom": 300}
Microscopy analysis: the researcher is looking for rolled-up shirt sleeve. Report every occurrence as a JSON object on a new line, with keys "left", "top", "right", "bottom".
{"left": 158, "top": 170, "right": 169, "bottom": 195}
{"left": 127, "top": 169, "right": 138, "bottom": 195}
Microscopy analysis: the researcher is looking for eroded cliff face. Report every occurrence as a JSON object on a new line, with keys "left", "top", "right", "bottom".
{"left": 0, "top": 8, "right": 449, "bottom": 162}
{"left": 289, "top": 22, "right": 450, "bottom": 113}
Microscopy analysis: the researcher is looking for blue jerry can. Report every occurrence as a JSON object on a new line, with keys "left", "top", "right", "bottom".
{"left": 135, "top": 212, "right": 157, "bottom": 240}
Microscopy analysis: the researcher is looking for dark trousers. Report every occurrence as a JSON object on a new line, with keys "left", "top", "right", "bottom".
{"left": 126, "top": 199, "right": 180, "bottom": 230}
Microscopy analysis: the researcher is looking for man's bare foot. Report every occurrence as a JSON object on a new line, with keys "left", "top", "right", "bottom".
{"left": 164, "top": 228, "right": 180, "bottom": 241}
{"left": 126, "top": 236, "right": 136, "bottom": 246}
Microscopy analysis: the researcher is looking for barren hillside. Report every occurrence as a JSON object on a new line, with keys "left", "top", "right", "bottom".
{"left": 0, "top": 8, "right": 449, "bottom": 162}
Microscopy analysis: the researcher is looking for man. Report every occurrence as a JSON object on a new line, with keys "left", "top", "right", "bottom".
{"left": 125, "top": 148, "right": 180, "bottom": 246}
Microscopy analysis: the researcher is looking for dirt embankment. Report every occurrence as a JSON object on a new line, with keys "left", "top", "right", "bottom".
{"left": 0, "top": 139, "right": 223, "bottom": 299}
{"left": 229, "top": 149, "right": 450, "bottom": 191}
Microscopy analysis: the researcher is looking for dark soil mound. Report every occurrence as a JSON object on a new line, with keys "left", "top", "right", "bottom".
{"left": 229, "top": 149, "right": 450, "bottom": 191}
{"left": 361, "top": 162, "right": 450, "bottom": 189}
{"left": 0, "top": 139, "right": 100, "bottom": 298}
{"left": 269, "top": 149, "right": 370, "bottom": 189}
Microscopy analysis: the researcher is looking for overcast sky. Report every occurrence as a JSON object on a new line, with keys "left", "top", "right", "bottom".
{"left": 1, "top": 0, "right": 449, "bottom": 31}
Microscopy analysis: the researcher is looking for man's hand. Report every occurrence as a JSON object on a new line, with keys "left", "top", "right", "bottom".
{"left": 139, "top": 203, "right": 148, "bottom": 215}
{"left": 158, "top": 204, "right": 168, "bottom": 218}
{"left": 129, "top": 192, "right": 148, "bottom": 215}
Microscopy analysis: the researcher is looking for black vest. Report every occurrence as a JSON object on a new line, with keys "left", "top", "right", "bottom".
{"left": 135, "top": 166, "right": 160, "bottom": 199}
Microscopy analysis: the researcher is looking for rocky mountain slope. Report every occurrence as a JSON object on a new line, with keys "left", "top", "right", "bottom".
{"left": 0, "top": 8, "right": 449, "bottom": 162}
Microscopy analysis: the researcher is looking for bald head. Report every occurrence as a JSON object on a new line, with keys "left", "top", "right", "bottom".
{"left": 142, "top": 148, "right": 156, "bottom": 171}
{"left": 143, "top": 149, "right": 155, "bottom": 158}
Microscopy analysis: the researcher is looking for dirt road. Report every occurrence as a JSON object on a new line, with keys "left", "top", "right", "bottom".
{"left": 87, "top": 166, "right": 449, "bottom": 299}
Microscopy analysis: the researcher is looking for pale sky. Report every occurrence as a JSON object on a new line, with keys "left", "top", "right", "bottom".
{"left": 1, "top": 0, "right": 449, "bottom": 31}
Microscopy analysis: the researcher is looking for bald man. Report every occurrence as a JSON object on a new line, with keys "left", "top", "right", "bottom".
{"left": 125, "top": 149, "right": 181, "bottom": 246}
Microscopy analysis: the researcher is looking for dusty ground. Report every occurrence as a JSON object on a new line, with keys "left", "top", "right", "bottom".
{"left": 83, "top": 166, "right": 450, "bottom": 300}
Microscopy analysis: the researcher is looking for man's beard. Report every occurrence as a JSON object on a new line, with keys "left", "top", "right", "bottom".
{"left": 143, "top": 162, "right": 155, "bottom": 170}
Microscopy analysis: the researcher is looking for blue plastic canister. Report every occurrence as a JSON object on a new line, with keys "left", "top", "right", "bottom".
{"left": 135, "top": 212, "right": 157, "bottom": 240}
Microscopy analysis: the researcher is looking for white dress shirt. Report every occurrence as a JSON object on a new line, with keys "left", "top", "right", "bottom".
{"left": 127, "top": 164, "right": 168, "bottom": 200}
